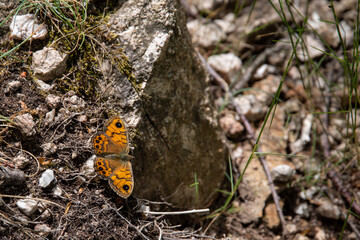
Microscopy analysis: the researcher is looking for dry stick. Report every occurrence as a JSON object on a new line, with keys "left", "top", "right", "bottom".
{"left": 197, "top": 52, "right": 229, "bottom": 92}
{"left": 231, "top": 43, "right": 283, "bottom": 91}
{"left": 234, "top": 104, "right": 287, "bottom": 234}
{"left": 143, "top": 208, "right": 210, "bottom": 215}
{"left": 197, "top": 51, "right": 286, "bottom": 233}
{"left": 110, "top": 206, "right": 151, "bottom": 240}
{"left": 154, "top": 220, "right": 163, "bottom": 240}
{"left": 0, "top": 194, "right": 65, "bottom": 210}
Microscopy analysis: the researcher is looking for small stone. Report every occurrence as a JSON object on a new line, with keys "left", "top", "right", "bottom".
{"left": 41, "top": 142, "right": 57, "bottom": 156}
{"left": 245, "top": 75, "right": 281, "bottom": 105}
{"left": 34, "top": 79, "right": 54, "bottom": 91}
{"left": 13, "top": 154, "right": 31, "bottom": 169}
{"left": 232, "top": 95, "right": 268, "bottom": 121}
{"left": 46, "top": 94, "right": 61, "bottom": 109}
{"left": 34, "top": 224, "right": 51, "bottom": 238}
{"left": 263, "top": 203, "right": 281, "bottom": 229}
{"left": 35, "top": 105, "right": 48, "bottom": 115}
{"left": 44, "top": 109, "right": 56, "bottom": 126}
{"left": 207, "top": 53, "right": 242, "bottom": 82}
{"left": 38, "top": 209, "right": 51, "bottom": 221}
{"left": 299, "top": 186, "right": 319, "bottom": 200}
{"left": 81, "top": 155, "right": 96, "bottom": 177}
{"left": 32, "top": 47, "right": 67, "bottom": 81}
{"left": 295, "top": 203, "right": 310, "bottom": 218}
{"left": 52, "top": 185, "right": 62, "bottom": 197}
{"left": 290, "top": 114, "right": 313, "bottom": 154}
{"left": 39, "top": 169, "right": 57, "bottom": 189}
{"left": 16, "top": 199, "right": 38, "bottom": 216}
{"left": 231, "top": 145, "right": 243, "bottom": 160}
{"left": 271, "top": 164, "right": 295, "bottom": 182}
{"left": 295, "top": 234, "right": 310, "bottom": 240}
{"left": 316, "top": 200, "right": 340, "bottom": 220}
{"left": 314, "top": 227, "right": 326, "bottom": 240}
{"left": 14, "top": 113, "right": 36, "bottom": 136}
{"left": 71, "top": 152, "right": 78, "bottom": 159}
{"left": 219, "top": 113, "right": 244, "bottom": 140}
{"left": 285, "top": 223, "right": 298, "bottom": 234}
{"left": 296, "top": 34, "right": 325, "bottom": 62}
{"left": 214, "top": 13, "right": 236, "bottom": 34}
{"left": 77, "top": 115, "right": 87, "bottom": 123}
{"left": 283, "top": 99, "right": 301, "bottom": 113}
{"left": 10, "top": 14, "right": 47, "bottom": 40}
{"left": 4, "top": 80, "right": 21, "bottom": 93}
{"left": 64, "top": 95, "right": 86, "bottom": 110}
{"left": 187, "top": 19, "right": 225, "bottom": 48}
{"left": 253, "top": 64, "right": 276, "bottom": 80}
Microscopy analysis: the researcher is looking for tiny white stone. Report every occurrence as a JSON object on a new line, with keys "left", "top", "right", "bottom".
{"left": 44, "top": 109, "right": 56, "bottom": 126}
{"left": 295, "top": 203, "right": 310, "bottom": 218}
{"left": 271, "top": 164, "right": 295, "bottom": 182}
{"left": 16, "top": 199, "right": 38, "bottom": 216}
{"left": 52, "top": 185, "right": 62, "bottom": 197}
{"left": 39, "top": 169, "right": 57, "bottom": 189}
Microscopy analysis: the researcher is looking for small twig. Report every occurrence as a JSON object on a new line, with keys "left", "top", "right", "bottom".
{"left": 327, "top": 170, "right": 360, "bottom": 216}
{"left": 231, "top": 43, "right": 284, "bottom": 91}
{"left": 203, "top": 213, "right": 220, "bottom": 235}
{"left": 143, "top": 208, "right": 210, "bottom": 215}
{"left": 154, "top": 220, "right": 163, "bottom": 240}
{"left": 110, "top": 206, "right": 151, "bottom": 240}
{"left": 233, "top": 101, "right": 287, "bottom": 235}
{"left": 2, "top": 140, "right": 40, "bottom": 178}
{"left": 0, "top": 194, "right": 65, "bottom": 210}
{"left": 197, "top": 52, "right": 229, "bottom": 93}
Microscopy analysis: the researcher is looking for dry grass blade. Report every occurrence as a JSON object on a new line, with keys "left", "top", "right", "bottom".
{"left": 143, "top": 208, "right": 210, "bottom": 215}
{"left": 0, "top": 194, "right": 65, "bottom": 210}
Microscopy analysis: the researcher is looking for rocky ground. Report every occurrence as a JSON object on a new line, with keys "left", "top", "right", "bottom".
{"left": 0, "top": 0, "right": 360, "bottom": 239}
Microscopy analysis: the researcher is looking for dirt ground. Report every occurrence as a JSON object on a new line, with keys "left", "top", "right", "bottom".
{"left": 1, "top": 0, "right": 360, "bottom": 239}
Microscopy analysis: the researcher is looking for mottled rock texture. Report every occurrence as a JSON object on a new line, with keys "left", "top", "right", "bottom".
{"left": 98, "top": 0, "right": 226, "bottom": 207}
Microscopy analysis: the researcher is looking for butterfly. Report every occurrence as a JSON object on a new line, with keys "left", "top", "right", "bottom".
{"left": 92, "top": 116, "right": 134, "bottom": 198}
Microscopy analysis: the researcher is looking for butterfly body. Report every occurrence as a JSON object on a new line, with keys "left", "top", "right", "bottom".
{"left": 92, "top": 116, "right": 134, "bottom": 198}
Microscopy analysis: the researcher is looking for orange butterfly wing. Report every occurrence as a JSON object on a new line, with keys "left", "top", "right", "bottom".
{"left": 92, "top": 116, "right": 129, "bottom": 156}
{"left": 94, "top": 157, "right": 133, "bottom": 198}
{"left": 92, "top": 116, "right": 134, "bottom": 199}
{"left": 108, "top": 161, "right": 133, "bottom": 198}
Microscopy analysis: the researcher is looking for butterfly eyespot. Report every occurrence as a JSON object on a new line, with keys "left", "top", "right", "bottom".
{"left": 102, "top": 171, "right": 107, "bottom": 175}
{"left": 115, "top": 121, "right": 123, "bottom": 128}
{"left": 95, "top": 139, "right": 100, "bottom": 143}
{"left": 98, "top": 137, "right": 102, "bottom": 140}
{"left": 123, "top": 185, "right": 130, "bottom": 191}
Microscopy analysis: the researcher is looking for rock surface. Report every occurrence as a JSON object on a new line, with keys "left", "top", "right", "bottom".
{"left": 32, "top": 47, "right": 67, "bottom": 81}
{"left": 100, "top": 0, "right": 227, "bottom": 207}
{"left": 10, "top": 14, "right": 47, "bottom": 40}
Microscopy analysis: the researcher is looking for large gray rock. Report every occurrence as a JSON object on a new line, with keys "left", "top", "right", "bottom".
{"left": 97, "top": 0, "right": 226, "bottom": 207}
